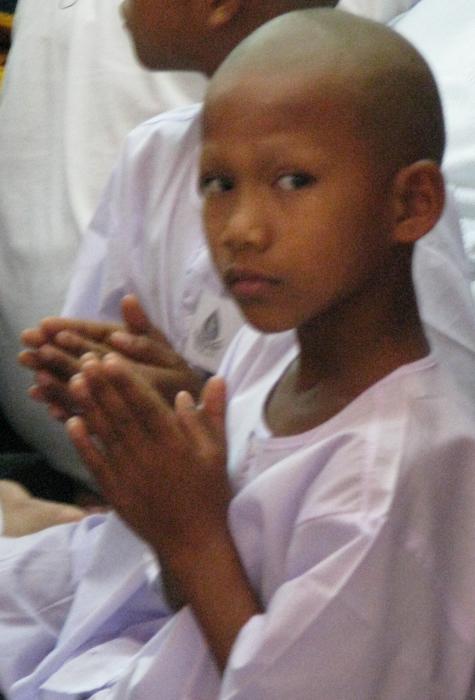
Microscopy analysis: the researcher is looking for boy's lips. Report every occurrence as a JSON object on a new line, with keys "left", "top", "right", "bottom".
{"left": 223, "top": 267, "right": 280, "bottom": 300}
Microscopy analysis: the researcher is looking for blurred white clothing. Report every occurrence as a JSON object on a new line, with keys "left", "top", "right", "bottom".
{"left": 0, "top": 0, "right": 206, "bottom": 483}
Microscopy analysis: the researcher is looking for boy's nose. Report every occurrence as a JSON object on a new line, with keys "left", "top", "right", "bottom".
{"left": 221, "top": 199, "right": 271, "bottom": 253}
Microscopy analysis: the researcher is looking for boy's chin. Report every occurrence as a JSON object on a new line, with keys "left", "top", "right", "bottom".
{"left": 244, "top": 313, "right": 296, "bottom": 336}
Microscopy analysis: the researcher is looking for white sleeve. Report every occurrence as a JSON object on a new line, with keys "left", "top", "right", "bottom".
{"left": 62, "top": 139, "right": 142, "bottom": 323}
{"left": 219, "top": 511, "right": 470, "bottom": 699}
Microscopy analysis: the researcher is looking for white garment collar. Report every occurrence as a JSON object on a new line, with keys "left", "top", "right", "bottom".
{"left": 337, "top": 0, "right": 419, "bottom": 23}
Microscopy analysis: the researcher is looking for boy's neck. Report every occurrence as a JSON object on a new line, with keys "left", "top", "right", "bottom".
{"left": 266, "top": 262, "right": 429, "bottom": 437}
{"left": 296, "top": 281, "right": 428, "bottom": 390}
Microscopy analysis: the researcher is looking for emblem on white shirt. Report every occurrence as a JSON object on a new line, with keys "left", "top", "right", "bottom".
{"left": 194, "top": 311, "right": 222, "bottom": 354}
{"left": 185, "top": 289, "right": 244, "bottom": 373}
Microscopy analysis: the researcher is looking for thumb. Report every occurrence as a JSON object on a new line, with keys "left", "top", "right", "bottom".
{"left": 200, "top": 375, "right": 227, "bottom": 442}
{"left": 121, "top": 294, "right": 153, "bottom": 334}
{"left": 120, "top": 295, "right": 176, "bottom": 355}
{"left": 175, "top": 376, "right": 227, "bottom": 449}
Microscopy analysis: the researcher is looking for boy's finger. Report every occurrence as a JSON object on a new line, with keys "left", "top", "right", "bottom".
{"left": 36, "top": 344, "right": 81, "bottom": 380}
{"left": 69, "top": 370, "right": 126, "bottom": 449}
{"left": 54, "top": 330, "right": 109, "bottom": 358}
{"left": 29, "top": 372, "right": 77, "bottom": 416}
{"left": 22, "top": 370, "right": 72, "bottom": 418}
{"left": 121, "top": 294, "right": 153, "bottom": 334}
{"left": 109, "top": 330, "right": 177, "bottom": 366}
{"left": 99, "top": 354, "right": 177, "bottom": 436}
{"left": 19, "top": 346, "right": 79, "bottom": 379}
{"left": 200, "top": 376, "right": 227, "bottom": 430}
{"left": 175, "top": 378, "right": 227, "bottom": 459}
{"left": 40, "top": 316, "right": 121, "bottom": 342}
{"left": 68, "top": 372, "right": 143, "bottom": 474}
{"left": 48, "top": 404, "right": 72, "bottom": 423}
{"left": 18, "top": 349, "right": 43, "bottom": 370}
{"left": 67, "top": 416, "right": 116, "bottom": 494}
{"left": 71, "top": 362, "right": 166, "bottom": 466}
{"left": 120, "top": 294, "right": 178, "bottom": 354}
{"left": 20, "top": 326, "right": 49, "bottom": 348}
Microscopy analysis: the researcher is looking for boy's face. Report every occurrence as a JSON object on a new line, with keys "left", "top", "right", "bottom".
{"left": 200, "top": 70, "right": 398, "bottom": 334}
{"left": 121, "top": 0, "right": 196, "bottom": 70}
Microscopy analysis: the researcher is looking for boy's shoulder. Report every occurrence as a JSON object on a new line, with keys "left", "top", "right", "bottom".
{"left": 219, "top": 325, "right": 297, "bottom": 396}
{"left": 223, "top": 328, "right": 472, "bottom": 476}
{"left": 222, "top": 325, "right": 460, "bottom": 424}
{"left": 111, "top": 103, "right": 203, "bottom": 178}
{"left": 101, "top": 102, "right": 203, "bottom": 191}
{"left": 226, "top": 334, "right": 475, "bottom": 533}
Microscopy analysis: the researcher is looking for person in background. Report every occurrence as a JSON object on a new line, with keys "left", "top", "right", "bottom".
{"left": 0, "top": 0, "right": 206, "bottom": 526}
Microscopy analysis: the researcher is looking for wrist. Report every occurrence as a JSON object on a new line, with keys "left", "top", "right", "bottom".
{"left": 158, "top": 527, "right": 261, "bottom": 670}
{"left": 159, "top": 522, "right": 233, "bottom": 589}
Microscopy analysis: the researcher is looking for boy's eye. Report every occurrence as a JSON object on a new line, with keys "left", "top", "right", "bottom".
{"left": 276, "top": 173, "right": 315, "bottom": 191}
{"left": 199, "top": 175, "right": 234, "bottom": 195}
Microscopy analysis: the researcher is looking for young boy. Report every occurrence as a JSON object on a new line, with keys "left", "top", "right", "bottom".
{"left": 3, "top": 9, "right": 475, "bottom": 699}
{"left": 21, "top": 0, "right": 475, "bottom": 466}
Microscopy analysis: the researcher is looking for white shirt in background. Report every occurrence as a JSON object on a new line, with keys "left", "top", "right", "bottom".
{"left": 0, "top": 0, "right": 206, "bottom": 483}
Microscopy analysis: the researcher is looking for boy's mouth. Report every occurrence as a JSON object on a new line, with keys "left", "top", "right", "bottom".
{"left": 223, "top": 267, "right": 280, "bottom": 300}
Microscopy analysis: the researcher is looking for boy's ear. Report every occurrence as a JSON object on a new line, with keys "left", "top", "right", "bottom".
{"left": 206, "top": 0, "right": 243, "bottom": 28}
{"left": 391, "top": 160, "right": 445, "bottom": 244}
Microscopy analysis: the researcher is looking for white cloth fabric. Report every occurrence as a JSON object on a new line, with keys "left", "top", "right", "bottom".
{"left": 2, "top": 0, "right": 475, "bottom": 690}
{"left": 63, "top": 105, "right": 243, "bottom": 371}
{"left": 2, "top": 329, "right": 475, "bottom": 698}
{"left": 0, "top": 0, "right": 206, "bottom": 482}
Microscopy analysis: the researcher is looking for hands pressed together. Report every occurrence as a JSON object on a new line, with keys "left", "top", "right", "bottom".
{"left": 18, "top": 295, "right": 259, "bottom": 667}
{"left": 20, "top": 294, "right": 205, "bottom": 421}
{"left": 19, "top": 294, "right": 229, "bottom": 549}
{"left": 67, "top": 357, "right": 231, "bottom": 558}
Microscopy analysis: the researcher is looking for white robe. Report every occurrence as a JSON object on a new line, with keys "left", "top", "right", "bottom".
{"left": 2, "top": 329, "right": 475, "bottom": 698}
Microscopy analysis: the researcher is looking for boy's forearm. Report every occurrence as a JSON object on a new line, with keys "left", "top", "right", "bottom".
{"left": 158, "top": 528, "right": 262, "bottom": 671}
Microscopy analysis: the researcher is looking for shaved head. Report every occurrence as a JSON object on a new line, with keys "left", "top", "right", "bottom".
{"left": 206, "top": 8, "right": 445, "bottom": 172}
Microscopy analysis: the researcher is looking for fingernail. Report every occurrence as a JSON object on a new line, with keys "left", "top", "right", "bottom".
{"left": 110, "top": 331, "right": 130, "bottom": 344}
